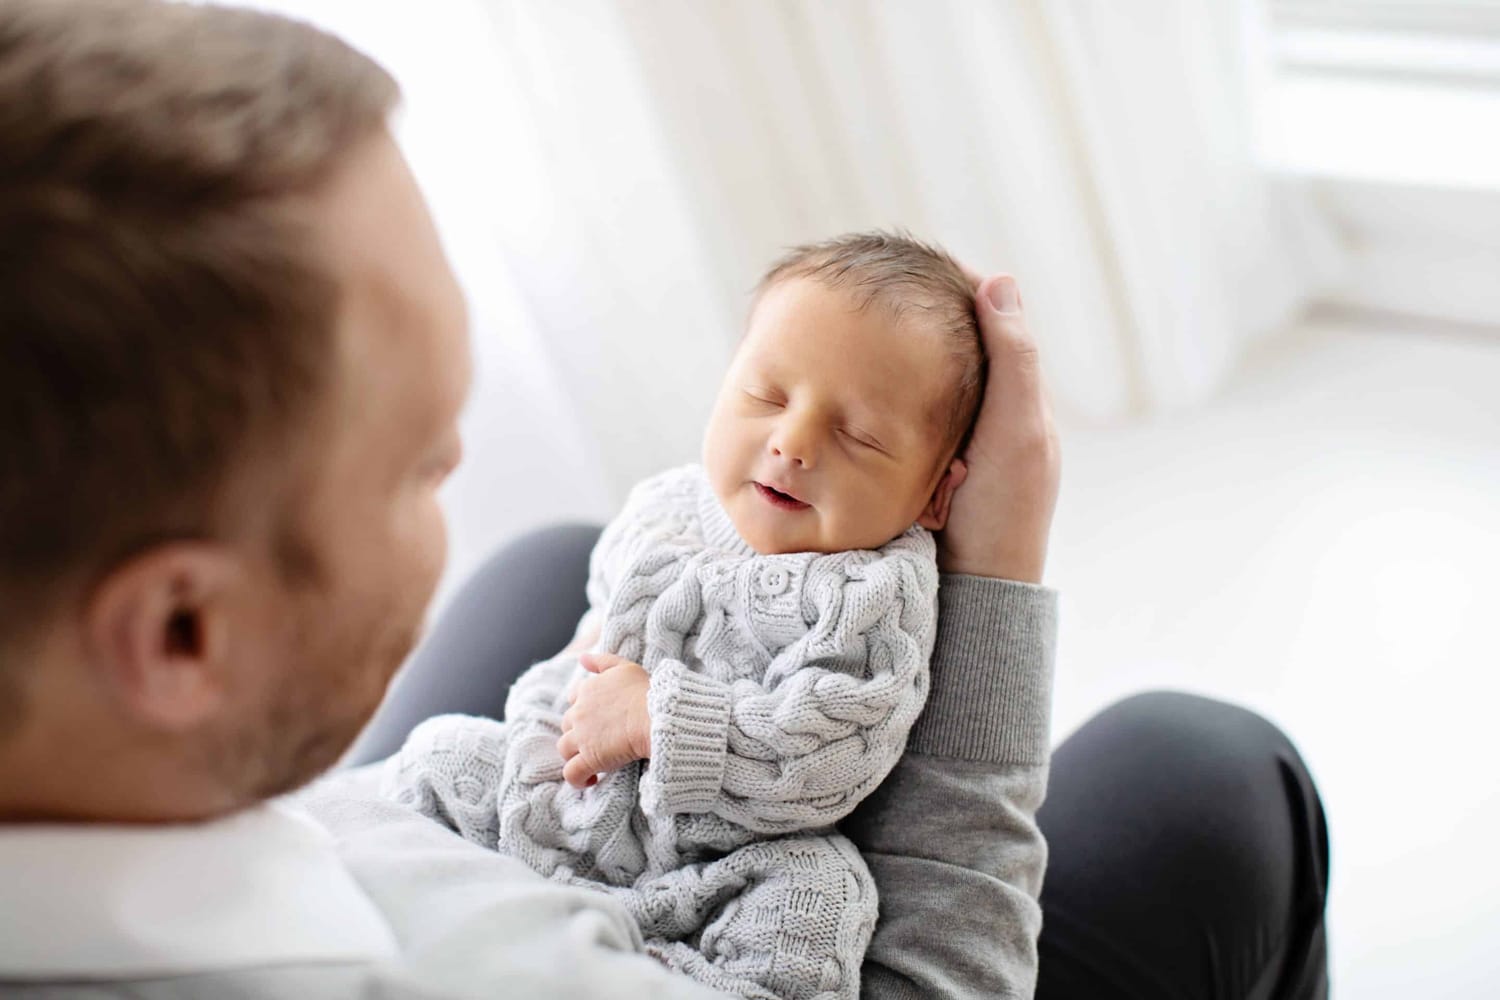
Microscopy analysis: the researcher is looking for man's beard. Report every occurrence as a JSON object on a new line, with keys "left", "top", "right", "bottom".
{"left": 204, "top": 584, "right": 425, "bottom": 804}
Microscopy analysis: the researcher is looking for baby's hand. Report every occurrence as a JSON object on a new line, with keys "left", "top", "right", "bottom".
{"left": 557, "top": 652, "right": 651, "bottom": 788}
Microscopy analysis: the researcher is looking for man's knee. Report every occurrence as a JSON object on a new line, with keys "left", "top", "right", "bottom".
{"left": 1044, "top": 690, "right": 1329, "bottom": 924}
{"left": 1038, "top": 690, "right": 1332, "bottom": 999}
{"left": 1061, "top": 691, "right": 1319, "bottom": 810}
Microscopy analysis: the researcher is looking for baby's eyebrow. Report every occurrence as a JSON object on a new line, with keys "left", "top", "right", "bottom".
{"left": 743, "top": 356, "right": 786, "bottom": 381}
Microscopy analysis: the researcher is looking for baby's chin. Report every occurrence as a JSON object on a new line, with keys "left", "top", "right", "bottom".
{"left": 727, "top": 503, "right": 816, "bottom": 555}
{"left": 729, "top": 502, "right": 864, "bottom": 556}
{"left": 732, "top": 517, "right": 808, "bottom": 556}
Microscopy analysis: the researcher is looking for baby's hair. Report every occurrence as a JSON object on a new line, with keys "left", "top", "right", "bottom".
{"left": 754, "top": 230, "right": 987, "bottom": 461}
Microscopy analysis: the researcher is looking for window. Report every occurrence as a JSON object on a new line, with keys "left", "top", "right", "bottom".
{"left": 1257, "top": 0, "right": 1500, "bottom": 188}
{"left": 1252, "top": 0, "right": 1500, "bottom": 328}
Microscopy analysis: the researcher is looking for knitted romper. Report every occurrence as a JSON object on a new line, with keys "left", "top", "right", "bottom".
{"left": 382, "top": 464, "right": 939, "bottom": 1000}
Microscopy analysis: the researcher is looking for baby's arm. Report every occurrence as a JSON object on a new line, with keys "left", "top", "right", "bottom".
{"left": 639, "top": 536, "right": 940, "bottom": 834}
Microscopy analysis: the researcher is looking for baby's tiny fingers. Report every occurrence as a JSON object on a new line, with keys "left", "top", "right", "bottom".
{"left": 562, "top": 755, "right": 596, "bottom": 789}
{"left": 580, "top": 652, "right": 626, "bottom": 674}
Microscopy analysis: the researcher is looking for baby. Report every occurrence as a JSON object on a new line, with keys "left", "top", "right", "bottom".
{"left": 383, "top": 231, "right": 985, "bottom": 1000}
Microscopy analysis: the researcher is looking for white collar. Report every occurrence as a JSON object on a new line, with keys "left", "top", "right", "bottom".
{"left": 0, "top": 799, "right": 397, "bottom": 980}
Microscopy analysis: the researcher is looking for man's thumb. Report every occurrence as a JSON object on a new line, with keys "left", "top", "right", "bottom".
{"left": 982, "top": 274, "right": 1023, "bottom": 315}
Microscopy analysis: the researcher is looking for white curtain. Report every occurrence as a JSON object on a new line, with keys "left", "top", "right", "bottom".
{"left": 245, "top": 0, "right": 1344, "bottom": 597}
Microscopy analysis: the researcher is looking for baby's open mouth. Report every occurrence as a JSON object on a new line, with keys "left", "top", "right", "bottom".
{"left": 754, "top": 482, "right": 810, "bottom": 511}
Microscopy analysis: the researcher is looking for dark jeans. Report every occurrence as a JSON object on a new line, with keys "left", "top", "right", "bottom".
{"left": 351, "top": 524, "right": 1331, "bottom": 999}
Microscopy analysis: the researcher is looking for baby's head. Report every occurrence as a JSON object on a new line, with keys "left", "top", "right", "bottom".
{"left": 702, "top": 231, "right": 985, "bottom": 555}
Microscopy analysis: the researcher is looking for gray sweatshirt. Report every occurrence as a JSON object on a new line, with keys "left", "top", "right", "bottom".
{"left": 0, "top": 567, "right": 1054, "bottom": 1000}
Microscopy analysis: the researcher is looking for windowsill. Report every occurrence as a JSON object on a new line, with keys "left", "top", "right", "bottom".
{"left": 1260, "top": 69, "right": 1500, "bottom": 191}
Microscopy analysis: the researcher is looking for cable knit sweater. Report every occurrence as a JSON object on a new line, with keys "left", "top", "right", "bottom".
{"left": 382, "top": 464, "right": 940, "bottom": 1000}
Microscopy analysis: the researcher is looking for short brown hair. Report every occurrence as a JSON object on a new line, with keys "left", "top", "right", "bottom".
{"left": 755, "top": 230, "right": 986, "bottom": 460}
{"left": 0, "top": 2, "right": 398, "bottom": 670}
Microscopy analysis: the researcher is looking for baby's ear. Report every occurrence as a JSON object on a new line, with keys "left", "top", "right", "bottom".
{"left": 917, "top": 458, "right": 968, "bottom": 531}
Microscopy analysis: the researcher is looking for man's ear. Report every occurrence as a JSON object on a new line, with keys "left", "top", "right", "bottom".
{"left": 917, "top": 457, "right": 969, "bottom": 531}
{"left": 82, "top": 542, "right": 241, "bottom": 731}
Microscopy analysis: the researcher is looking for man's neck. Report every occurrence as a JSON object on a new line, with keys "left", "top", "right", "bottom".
{"left": 0, "top": 736, "right": 243, "bottom": 824}
{"left": 0, "top": 673, "right": 243, "bottom": 824}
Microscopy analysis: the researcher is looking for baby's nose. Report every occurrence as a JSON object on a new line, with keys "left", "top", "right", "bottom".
{"left": 768, "top": 432, "right": 816, "bottom": 469}
{"left": 767, "top": 412, "right": 819, "bottom": 467}
{"left": 770, "top": 444, "right": 805, "bottom": 467}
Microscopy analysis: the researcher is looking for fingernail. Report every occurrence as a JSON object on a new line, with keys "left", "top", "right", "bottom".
{"left": 586, "top": 775, "right": 598, "bottom": 786}
{"left": 987, "top": 275, "right": 1022, "bottom": 314}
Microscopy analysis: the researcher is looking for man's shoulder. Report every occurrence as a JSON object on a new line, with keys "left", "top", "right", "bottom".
{"left": 0, "top": 963, "right": 410, "bottom": 1000}
{"left": 288, "top": 789, "right": 702, "bottom": 997}
{"left": 0, "top": 789, "right": 727, "bottom": 1000}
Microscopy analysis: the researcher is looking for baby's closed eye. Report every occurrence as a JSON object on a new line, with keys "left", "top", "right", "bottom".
{"left": 840, "top": 428, "right": 883, "bottom": 452}
{"left": 742, "top": 386, "right": 784, "bottom": 407}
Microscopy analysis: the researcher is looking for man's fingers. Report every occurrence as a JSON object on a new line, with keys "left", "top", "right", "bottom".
{"left": 973, "top": 275, "right": 1049, "bottom": 430}
{"left": 941, "top": 272, "right": 1061, "bottom": 582}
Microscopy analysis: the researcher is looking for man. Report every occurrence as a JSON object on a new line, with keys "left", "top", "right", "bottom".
{"left": 0, "top": 2, "right": 1326, "bottom": 998}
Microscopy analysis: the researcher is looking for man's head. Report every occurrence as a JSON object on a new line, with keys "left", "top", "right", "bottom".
{"left": 702, "top": 231, "right": 983, "bottom": 554}
{"left": 0, "top": 0, "right": 470, "bottom": 820}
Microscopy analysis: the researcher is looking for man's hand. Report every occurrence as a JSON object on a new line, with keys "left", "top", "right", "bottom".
{"left": 940, "top": 273, "right": 1061, "bottom": 583}
{"left": 557, "top": 652, "right": 652, "bottom": 788}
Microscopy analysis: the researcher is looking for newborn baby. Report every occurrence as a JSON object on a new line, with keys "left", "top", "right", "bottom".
{"left": 383, "top": 231, "right": 985, "bottom": 1000}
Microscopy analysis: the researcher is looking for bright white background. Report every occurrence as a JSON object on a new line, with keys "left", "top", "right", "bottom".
{"left": 247, "top": 2, "right": 1500, "bottom": 994}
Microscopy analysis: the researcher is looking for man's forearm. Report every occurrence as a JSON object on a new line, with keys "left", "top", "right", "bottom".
{"left": 843, "top": 574, "right": 1056, "bottom": 999}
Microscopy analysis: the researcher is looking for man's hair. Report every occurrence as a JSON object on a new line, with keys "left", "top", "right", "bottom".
{"left": 755, "top": 230, "right": 986, "bottom": 462}
{"left": 0, "top": 1, "right": 399, "bottom": 686}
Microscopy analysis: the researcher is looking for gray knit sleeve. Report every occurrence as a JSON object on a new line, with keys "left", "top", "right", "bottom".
{"left": 638, "top": 536, "right": 939, "bottom": 835}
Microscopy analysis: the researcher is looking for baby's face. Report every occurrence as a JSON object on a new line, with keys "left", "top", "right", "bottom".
{"left": 702, "top": 278, "right": 959, "bottom": 554}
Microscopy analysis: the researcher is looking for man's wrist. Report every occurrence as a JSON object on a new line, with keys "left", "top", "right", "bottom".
{"left": 913, "top": 574, "right": 1057, "bottom": 764}
{"left": 937, "top": 540, "right": 1048, "bottom": 584}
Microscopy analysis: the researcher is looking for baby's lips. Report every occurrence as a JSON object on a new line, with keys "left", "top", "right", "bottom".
{"left": 755, "top": 481, "right": 810, "bottom": 507}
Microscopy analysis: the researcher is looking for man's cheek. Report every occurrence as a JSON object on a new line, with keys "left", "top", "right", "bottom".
{"left": 394, "top": 493, "right": 448, "bottom": 597}
{"left": 421, "top": 497, "right": 449, "bottom": 590}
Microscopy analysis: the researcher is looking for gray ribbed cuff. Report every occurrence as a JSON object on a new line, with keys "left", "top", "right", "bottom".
{"left": 907, "top": 574, "right": 1057, "bottom": 765}
{"left": 640, "top": 660, "right": 730, "bottom": 816}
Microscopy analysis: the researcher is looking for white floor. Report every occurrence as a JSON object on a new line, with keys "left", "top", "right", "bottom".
{"left": 1047, "top": 311, "right": 1500, "bottom": 998}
